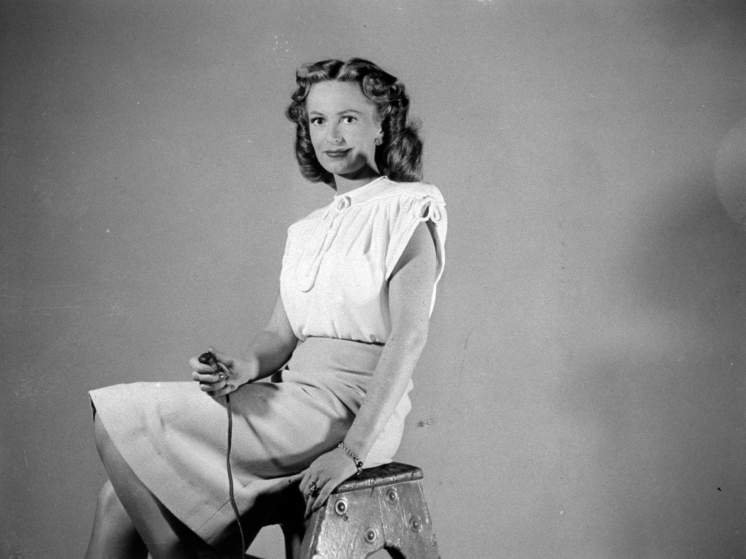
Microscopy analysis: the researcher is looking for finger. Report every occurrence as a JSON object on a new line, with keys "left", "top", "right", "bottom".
{"left": 300, "top": 468, "right": 323, "bottom": 495}
{"left": 305, "top": 491, "right": 314, "bottom": 517}
{"left": 198, "top": 376, "right": 227, "bottom": 391}
{"left": 195, "top": 372, "right": 227, "bottom": 385}
{"left": 191, "top": 371, "right": 222, "bottom": 383}
{"left": 300, "top": 476, "right": 322, "bottom": 516}
{"left": 189, "top": 357, "right": 218, "bottom": 373}
{"left": 303, "top": 473, "right": 328, "bottom": 517}
{"left": 312, "top": 481, "right": 335, "bottom": 515}
{"left": 207, "top": 348, "right": 235, "bottom": 369}
{"left": 299, "top": 471, "right": 314, "bottom": 496}
{"left": 306, "top": 479, "right": 327, "bottom": 517}
{"left": 201, "top": 383, "right": 227, "bottom": 395}
{"left": 207, "top": 383, "right": 229, "bottom": 396}
{"left": 215, "top": 361, "right": 233, "bottom": 378}
{"left": 286, "top": 472, "right": 304, "bottom": 486}
{"left": 209, "top": 383, "right": 236, "bottom": 397}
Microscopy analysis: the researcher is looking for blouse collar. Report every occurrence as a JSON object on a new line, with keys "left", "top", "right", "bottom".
{"left": 332, "top": 176, "right": 389, "bottom": 209}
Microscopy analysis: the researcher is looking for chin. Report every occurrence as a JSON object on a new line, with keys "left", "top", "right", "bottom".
{"left": 320, "top": 152, "right": 372, "bottom": 176}
{"left": 324, "top": 163, "right": 364, "bottom": 177}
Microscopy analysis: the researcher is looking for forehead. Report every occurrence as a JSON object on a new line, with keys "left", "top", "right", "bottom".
{"left": 306, "top": 80, "right": 377, "bottom": 114}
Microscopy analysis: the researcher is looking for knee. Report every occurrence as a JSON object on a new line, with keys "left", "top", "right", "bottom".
{"left": 93, "top": 414, "right": 116, "bottom": 461}
{"left": 93, "top": 414, "right": 106, "bottom": 448}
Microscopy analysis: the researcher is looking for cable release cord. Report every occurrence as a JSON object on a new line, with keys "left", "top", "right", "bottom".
{"left": 225, "top": 393, "right": 247, "bottom": 558}
{"left": 199, "top": 351, "right": 247, "bottom": 558}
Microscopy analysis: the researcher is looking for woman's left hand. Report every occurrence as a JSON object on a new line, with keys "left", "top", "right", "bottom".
{"left": 299, "top": 446, "right": 358, "bottom": 517}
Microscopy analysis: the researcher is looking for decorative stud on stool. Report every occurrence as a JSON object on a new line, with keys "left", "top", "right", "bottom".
{"left": 298, "top": 462, "right": 440, "bottom": 559}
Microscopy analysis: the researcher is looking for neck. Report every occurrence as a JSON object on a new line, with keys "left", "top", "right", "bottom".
{"left": 333, "top": 171, "right": 382, "bottom": 195}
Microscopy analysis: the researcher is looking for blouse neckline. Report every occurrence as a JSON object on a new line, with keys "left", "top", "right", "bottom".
{"left": 333, "top": 176, "right": 389, "bottom": 206}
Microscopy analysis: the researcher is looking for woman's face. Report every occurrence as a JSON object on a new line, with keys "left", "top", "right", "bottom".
{"left": 306, "top": 80, "right": 382, "bottom": 181}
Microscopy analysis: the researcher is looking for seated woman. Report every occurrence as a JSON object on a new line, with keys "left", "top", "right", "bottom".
{"left": 85, "top": 57, "right": 447, "bottom": 559}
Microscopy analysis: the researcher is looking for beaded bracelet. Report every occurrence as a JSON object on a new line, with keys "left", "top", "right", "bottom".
{"left": 337, "top": 442, "right": 364, "bottom": 475}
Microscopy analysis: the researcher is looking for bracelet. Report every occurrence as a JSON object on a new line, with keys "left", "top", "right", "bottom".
{"left": 337, "top": 442, "right": 364, "bottom": 475}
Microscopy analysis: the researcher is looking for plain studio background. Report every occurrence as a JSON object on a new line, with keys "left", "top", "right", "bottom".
{"left": 2, "top": 1, "right": 745, "bottom": 557}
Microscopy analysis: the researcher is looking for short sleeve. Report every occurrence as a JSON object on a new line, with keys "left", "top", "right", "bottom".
{"left": 384, "top": 185, "right": 448, "bottom": 312}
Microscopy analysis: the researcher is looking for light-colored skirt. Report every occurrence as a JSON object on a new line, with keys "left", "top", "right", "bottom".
{"left": 88, "top": 337, "right": 412, "bottom": 543}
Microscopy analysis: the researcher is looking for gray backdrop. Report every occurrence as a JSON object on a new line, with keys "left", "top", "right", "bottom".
{"left": 2, "top": 1, "right": 744, "bottom": 557}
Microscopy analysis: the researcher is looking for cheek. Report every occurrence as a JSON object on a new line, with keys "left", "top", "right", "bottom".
{"left": 308, "top": 128, "right": 323, "bottom": 150}
{"left": 349, "top": 128, "right": 376, "bottom": 148}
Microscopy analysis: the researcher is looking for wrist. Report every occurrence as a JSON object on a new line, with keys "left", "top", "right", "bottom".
{"left": 244, "top": 353, "right": 261, "bottom": 382}
{"left": 337, "top": 441, "right": 364, "bottom": 475}
{"left": 233, "top": 353, "right": 259, "bottom": 383}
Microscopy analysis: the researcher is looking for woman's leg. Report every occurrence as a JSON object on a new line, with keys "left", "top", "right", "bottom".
{"left": 85, "top": 480, "right": 147, "bottom": 559}
{"left": 91, "top": 414, "right": 207, "bottom": 559}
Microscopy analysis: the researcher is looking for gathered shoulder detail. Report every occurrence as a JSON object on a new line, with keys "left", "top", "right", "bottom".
{"left": 397, "top": 186, "right": 446, "bottom": 223}
{"left": 383, "top": 183, "right": 448, "bottom": 314}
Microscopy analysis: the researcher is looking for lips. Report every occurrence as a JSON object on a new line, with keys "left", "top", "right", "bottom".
{"left": 324, "top": 149, "right": 351, "bottom": 158}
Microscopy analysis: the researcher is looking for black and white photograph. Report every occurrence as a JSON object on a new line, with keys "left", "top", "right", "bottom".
{"left": 2, "top": 1, "right": 745, "bottom": 558}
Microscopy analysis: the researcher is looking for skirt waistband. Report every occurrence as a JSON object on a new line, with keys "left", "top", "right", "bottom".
{"left": 285, "top": 337, "right": 383, "bottom": 376}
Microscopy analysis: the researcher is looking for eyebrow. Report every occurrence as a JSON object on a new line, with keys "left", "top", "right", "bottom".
{"left": 308, "top": 109, "right": 364, "bottom": 116}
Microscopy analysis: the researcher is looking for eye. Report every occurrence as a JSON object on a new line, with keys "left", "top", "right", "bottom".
{"left": 341, "top": 115, "right": 357, "bottom": 124}
{"left": 309, "top": 116, "right": 325, "bottom": 126}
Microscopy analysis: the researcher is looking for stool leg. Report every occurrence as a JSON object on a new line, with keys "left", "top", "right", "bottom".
{"left": 298, "top": 508, "right": 329, "bottom": 559}
{"left": 293, "top": 465, "right": 441, "bottom": 559}
{"left": 299, "top": 502, "right": 379, "bottom": 559}
{"left": 389, "top": 530, "right": 440, "bottom": 559}
{"left": 383, "top": 481, "right": 440, "bottom": 559}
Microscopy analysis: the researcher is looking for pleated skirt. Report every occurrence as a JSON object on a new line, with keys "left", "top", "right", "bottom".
{"left": 88, "top": 337, "right": 412, "bottom": 543}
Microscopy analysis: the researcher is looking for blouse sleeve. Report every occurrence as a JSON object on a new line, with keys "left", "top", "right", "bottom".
{"left": 384, "top": 185, "right": 448, "bottom": 312}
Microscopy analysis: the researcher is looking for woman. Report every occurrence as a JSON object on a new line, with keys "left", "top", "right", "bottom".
{"left": 85, "top": 58, "right": 447, "bottom": 559}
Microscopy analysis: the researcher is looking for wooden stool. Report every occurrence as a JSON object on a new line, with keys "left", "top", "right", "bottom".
{"left": 295, "top": 462, "right": 440, "bottom": 559}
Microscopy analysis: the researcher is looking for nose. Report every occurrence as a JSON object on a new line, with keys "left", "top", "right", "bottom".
{"left": 327, "top": 123, "right": 343, "bottom": 145}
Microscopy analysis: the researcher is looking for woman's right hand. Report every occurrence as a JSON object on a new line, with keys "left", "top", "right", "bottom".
{"left": 189, "top": 349, "right": 259, "bottom": 397}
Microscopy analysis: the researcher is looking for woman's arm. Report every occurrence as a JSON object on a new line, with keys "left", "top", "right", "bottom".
{"left": 190, "top": 295, "right": 298, "bottom": 394}
{"left": 300, "top": 221, "right": 437, "bottom": 513}
{"left": 343, "top": 222, "right": 437, "bottom": 458}
{"left": 245, "top": 294, "right": 299, "bottom": 380}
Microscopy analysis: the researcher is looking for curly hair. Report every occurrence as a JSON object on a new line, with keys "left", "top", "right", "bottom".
{"left": 285, "top": 58, "right": 423, "bottom": 186}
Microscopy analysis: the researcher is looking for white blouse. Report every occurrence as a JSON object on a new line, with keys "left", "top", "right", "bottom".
{"left": 280, "top": 176, "right": 447, "bottom": 344}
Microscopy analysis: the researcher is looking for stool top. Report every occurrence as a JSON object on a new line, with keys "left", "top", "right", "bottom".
{"left": 333, "top": 462, "right": 423, "bottom": 493}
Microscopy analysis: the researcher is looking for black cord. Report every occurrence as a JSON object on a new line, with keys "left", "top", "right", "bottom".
{"left": 199, "top": 351, "right": 247, "bottom": 558}
{"left": 225, "top": 394, "right": 247, "bottom": 558}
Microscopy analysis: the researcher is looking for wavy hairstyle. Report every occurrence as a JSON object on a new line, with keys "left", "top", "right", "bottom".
{"left": 286, "top": 58, "right": 423, "bottom": 186}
